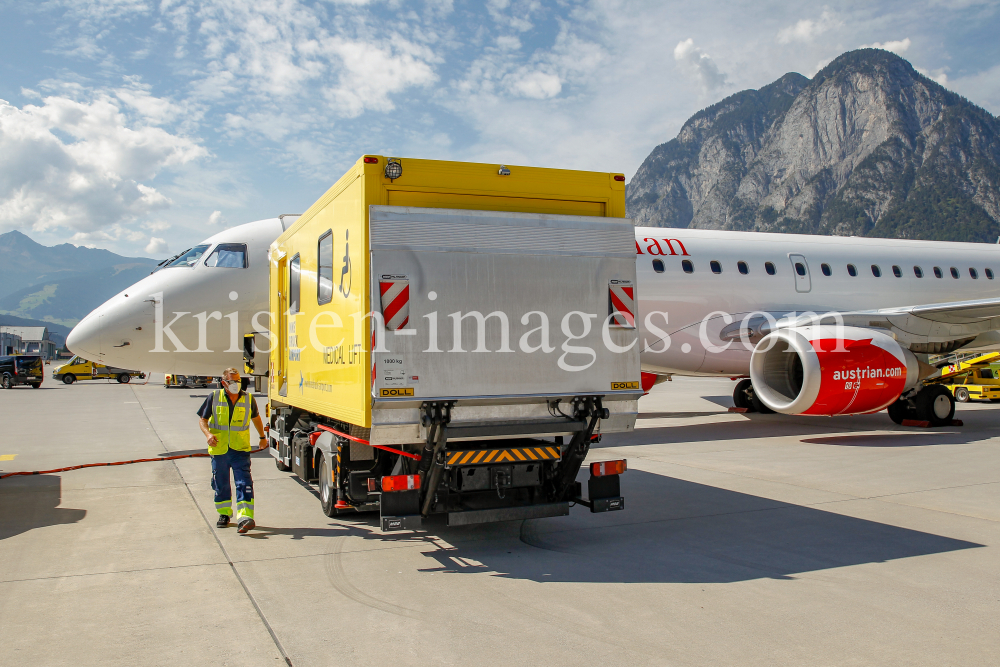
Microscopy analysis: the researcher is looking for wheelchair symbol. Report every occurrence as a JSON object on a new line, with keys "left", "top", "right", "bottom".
{"left": 339, "top": 230, "right": 352, "bottom": 297}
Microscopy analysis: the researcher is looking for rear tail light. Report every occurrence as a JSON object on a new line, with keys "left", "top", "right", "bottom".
{"left": 382, "top": 474, "right": 421, "bottom": 492}
{"left": 363, "top": 156, "right": 379, "bottom": 164}
{"left": 613, "top": 174, "right": 626, "bottom": 182}
{"left": 591, "top": 460, "right": 626, "bottom": 477}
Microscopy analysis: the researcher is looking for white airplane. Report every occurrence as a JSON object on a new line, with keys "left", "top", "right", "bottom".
{"left": 68, "top": 219, "right": 1000, "bottom": 426}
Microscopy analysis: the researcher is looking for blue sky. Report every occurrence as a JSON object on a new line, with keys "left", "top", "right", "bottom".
{"left": 1, "top": 0, "right": 998, "bottom": 258}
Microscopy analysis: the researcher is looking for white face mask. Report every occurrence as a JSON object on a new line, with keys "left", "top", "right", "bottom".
{"left": 223, "top": 379, "right": 240, "bottom": 393}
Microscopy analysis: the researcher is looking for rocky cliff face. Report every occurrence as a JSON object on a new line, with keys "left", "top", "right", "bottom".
{"left": 627, "top": 50, "right": 1000, "bottom": 243}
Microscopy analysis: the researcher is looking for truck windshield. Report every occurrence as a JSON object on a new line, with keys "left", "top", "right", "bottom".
{"left": 167, "top": 245, "right": 210, "bottom": 267}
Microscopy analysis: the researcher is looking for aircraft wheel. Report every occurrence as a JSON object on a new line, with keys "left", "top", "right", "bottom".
{"left": 732, "top": 379, "right": 755, "bottom": 411}
{"left": 750, "top": 390, "right": 774, "bottom": 414}
{"left": 887, "top": 399, "right": 911, "bottom": 425}
{"left": 62, "top": 374, "right": 76, "bottom": 385}
{"left": 915, "top": 385, "right": 955, "bottom": 426}
{"left": 953, "top": 387, "right": 969, "bottom": 402}
{"left": 117, "top": 373, "right": 131, "bottom": 384}
{"left": 318, "top": 451, "right": 338, "bottom": 517}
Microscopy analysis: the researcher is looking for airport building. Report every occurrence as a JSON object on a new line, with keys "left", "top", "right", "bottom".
{"left": 0, "top": 326, "right": 57, "bottom": 360}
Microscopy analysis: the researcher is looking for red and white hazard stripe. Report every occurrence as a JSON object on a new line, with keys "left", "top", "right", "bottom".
{"left": 379, "top": 278, "right": 410, "bottom": 331}
{"left": 609, "top": 280, "right": 635, "bottom": 328}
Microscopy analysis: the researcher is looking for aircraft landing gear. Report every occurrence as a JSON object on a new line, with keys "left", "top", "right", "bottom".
{"left": 732, "top": 379, "right": 774, "bottom": 414}
{"left": 887, "top": 385, "right": 955, "bottom": 426}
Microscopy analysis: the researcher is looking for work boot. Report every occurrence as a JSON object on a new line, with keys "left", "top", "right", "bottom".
{"left": 216, "top": 514, "right": 230, "bottom": 528}
{"left": 237, "top": 518, "right": 255, "bottom": 534}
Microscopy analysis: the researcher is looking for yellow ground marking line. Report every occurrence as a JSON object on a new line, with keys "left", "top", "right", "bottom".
{"left": 0, "top": 455, "right": 16, "bottom": 461}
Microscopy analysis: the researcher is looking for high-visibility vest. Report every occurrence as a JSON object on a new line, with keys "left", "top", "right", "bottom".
{"left": 206, "top": 389, "right": 252, "bottom": 455}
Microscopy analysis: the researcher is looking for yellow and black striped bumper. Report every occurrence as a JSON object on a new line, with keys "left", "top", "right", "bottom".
{"left": 446, "top": 446, "right": 561, "bottom": 466}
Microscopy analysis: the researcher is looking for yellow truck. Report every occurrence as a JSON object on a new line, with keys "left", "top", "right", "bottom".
{"left": 53, "top": 356, "right": 146, "bottom": 384}
{"left": 264, "top": 155, "right": 640, "bottom": 530}
{"left": 937, "top": 353, "right": 1000, "bottom": 403}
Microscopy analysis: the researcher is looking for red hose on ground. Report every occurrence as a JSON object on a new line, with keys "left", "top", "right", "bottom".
{"left": 0, "top": 445, "right": 270, "bottom": 480}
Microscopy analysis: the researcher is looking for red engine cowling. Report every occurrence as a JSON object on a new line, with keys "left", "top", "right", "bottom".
{"left": 749, "top": 326, "right": 920, "bottom": 416}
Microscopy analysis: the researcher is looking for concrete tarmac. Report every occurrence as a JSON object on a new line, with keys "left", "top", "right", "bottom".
{"left": 1, "top": 374, "right": 997, "bottom": 666}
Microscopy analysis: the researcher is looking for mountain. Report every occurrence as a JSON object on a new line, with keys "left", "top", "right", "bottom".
{"left": 0, "top": 231, "right": 160, "bottom": 326}
{"left": 626, "top": 49, "right": 1000, "bottom": 243}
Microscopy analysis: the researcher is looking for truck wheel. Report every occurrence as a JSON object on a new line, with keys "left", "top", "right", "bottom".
{"left": 318, "top": 452, "right": 338, "bottom": 517}
{"left": 915, "top": 385, "right": 955, "bottom": 426}
{"left": 117, "top": 373, "right": 131, "bottom": 384}
{"left": 1, "top": 375, "right": 11, "bottom": 389}
{"left": 62, "top": 374, "right": 76, "bottom": 385}
{"left": 954, "top": 387, "right": 969, "bottom": 402}
{"left": 732, "top": 379, "right": 755, "bottom": 411}
{"left": 30, "top": 382, "right": 41, "bottom": 388}
{"left": 275, "top": 455, "right": 291, "bottom": 472}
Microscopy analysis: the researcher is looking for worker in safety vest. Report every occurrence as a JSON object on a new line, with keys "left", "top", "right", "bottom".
{"left": 197, "top": 367, "right": 266, "bottom": 533}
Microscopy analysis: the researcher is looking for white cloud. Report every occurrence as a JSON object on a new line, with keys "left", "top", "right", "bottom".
{"left": 506, "top": 70, "right": 562, "bottom": 99}
{"left": 142, "top": 220, "right": 170, "bottom": 232}
{"left": 916, "top": 66, "right": 949, "bottom": 85}
{"left": 673, "top": 39, "right": 727, "bottom": 93}
{"left": 0, "top": 86, "right": 207, "bottom": 237}
{"left": 145, "top": 236, "right": 169, "bottom": 254}
{"left": 207, "top": 210, "right": 223, "bottom": 225}
{"left": 862, "top": 38, "right": 911, "bottom": 55}
{"left": 777, "top": 10, "right": 840, "bottom": 44}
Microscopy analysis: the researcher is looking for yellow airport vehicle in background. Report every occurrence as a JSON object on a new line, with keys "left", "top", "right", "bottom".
{"left": 935, "top": 352, "right": 1000, "bottom": 403}
{"left": 164, "top": 374, "right": 216, "bottom": 388}
{"left": 263, "top": 155, "right": 640, "bottom": 530}
{"left": 52, "top": 356, "right": 146, "bottom": 385}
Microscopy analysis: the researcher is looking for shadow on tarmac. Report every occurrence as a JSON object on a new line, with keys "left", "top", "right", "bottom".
{"left": 0, "top": 475, "right": 86, "bottom": 541}
{"left": 250, "top": 470, "right": 981, "bottom": 584}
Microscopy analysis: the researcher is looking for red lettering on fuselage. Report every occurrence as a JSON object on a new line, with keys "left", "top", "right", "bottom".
{"left": 639, "top": 237, "right": 689, "bottom": 256}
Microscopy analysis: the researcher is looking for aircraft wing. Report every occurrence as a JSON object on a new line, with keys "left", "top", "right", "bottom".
{"left": 771, "top": 296, "right": 1000, "bottom": 354}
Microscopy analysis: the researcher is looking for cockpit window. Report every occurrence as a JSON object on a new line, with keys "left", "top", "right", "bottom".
{"left": 205, "top": 243, "right": 248, "bottom": 268}
{"left": 167, "top": 245, "right": 210, "bottom": 267}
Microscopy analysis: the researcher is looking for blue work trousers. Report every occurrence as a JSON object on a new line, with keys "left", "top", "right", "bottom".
{"left": 211, "top": 450, "right": 254, "bottom": 519}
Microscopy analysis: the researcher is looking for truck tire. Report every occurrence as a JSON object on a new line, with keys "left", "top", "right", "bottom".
{"left": 318, "top": 451, "right": 338, "bottom": 517}
{"left": 117, "top": 373, "right": 131, "bottom": 384}
{"left": 275, "top": 454, "right": 291, "bottom": 472}
{"left": 915, "top": 385, "right": 955, "bottom": 426}
{"left": 30, "top": 382, "right": 41, "bottom": 388}
{"left": 1, "top": 375, "right": 11, "bottom": 389}
{"left": 62, "top": 374, "right": 76, "bottom": 385}
{"left": 954, "top": 387, "right": 969, "bottom": 402}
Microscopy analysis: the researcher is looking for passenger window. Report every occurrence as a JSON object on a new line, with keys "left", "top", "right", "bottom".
{"left": 737, "top": 261, "right": 749, "bottom": 275}
{"left": 892, "top": 265, "right": 902, "bottom": 278}
{"left": 318, "top": 231, "right": 334, "bottom": 304}
{"left": 289, "top": 254, "right": 301, "bottom": 314}
{"left": 765, "top": 262, "right": 776, "bottom": 275}
{"left": 652, "top": 259, "right": 664, "bottom": 273}
{"left": 913, "top": 266, "right": 923, "bottom": 278}
{"left": 204, "top": 243, "right": 248, "bottom": 268}
{"left": 167, "top": 244, "right": 210, "bottom": 267}
{"left": 969, "top": 267, "right": 979, "bottom": 279}
{"left": 821, "top": 263, "right": 831, "bottom": 276}
{"left": 794, "top": 262, "right": 806, "bottom": 276}
{"left": 710, "top": 260, "right": 722, "bottom": 274}
{"left": 933, "top": 266, "right": 943, "bottom": 278}
{"left": 987, "top": 268, "right": 995, "bottom": 280}
{"left": 681, "top": 259, "right": 694, "bottom": 274}
{"left": 847, "top": 264, "right": 858, "bottom": 277}
{"left": 950, "top": 267, "right": 960, "bottom": 279}
{"left": 871, "top": 265, "right": 882, "bottom": 277}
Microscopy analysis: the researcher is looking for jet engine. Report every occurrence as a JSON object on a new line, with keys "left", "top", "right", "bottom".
{"left": 749, "top": 326, "right": 922, "bottom": 416}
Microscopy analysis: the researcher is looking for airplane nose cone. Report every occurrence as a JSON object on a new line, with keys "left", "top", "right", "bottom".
{"left": 66, "top": 313, "right": 101, "bottom": 358}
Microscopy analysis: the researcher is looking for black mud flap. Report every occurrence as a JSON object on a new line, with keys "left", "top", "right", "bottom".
{"left": 381, "top": 489, "right": 422, "bottom": 532}
{"left": 447, "top": 502, "right": 569, "bottom": 526}
{"left": 587, "top": 474, "right": 625, "bottom": 513}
